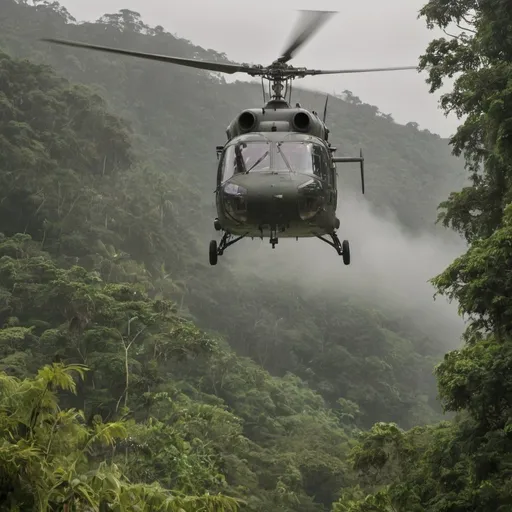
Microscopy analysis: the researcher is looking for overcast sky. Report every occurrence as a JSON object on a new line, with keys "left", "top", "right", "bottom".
{"left": 59, "top": 0, "right": 459, "bottom": 138}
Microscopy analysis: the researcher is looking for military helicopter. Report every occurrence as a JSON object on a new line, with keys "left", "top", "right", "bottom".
{"left": 42, "top": 10, "right": 417, "bottom": 266}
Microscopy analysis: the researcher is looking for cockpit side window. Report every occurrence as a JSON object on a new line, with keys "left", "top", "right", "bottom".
{"left": 221, "top": 142, "right": 270, "bottom": 182}
{"left": 312, "top": 144, "right": 329, "bottom": 182}
{"left": 217, "top": 150, "right": 226, "bottom": 184}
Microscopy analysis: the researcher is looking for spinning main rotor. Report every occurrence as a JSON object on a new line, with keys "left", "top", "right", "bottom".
{"left": 41, "top": 10, "right": 417, "bottom": 102}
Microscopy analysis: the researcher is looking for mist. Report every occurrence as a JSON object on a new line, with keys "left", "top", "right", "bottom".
{"left": 219, "top": 192, "right": 467, "bottom": 351}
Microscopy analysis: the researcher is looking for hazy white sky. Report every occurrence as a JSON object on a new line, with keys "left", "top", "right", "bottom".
{"left": 59, "top": 0, "right": 459, "bottom": 137}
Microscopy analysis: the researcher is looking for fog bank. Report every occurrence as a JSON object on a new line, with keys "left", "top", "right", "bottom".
{"left": 221, "top": 193, "right": 466, "bottom": 350}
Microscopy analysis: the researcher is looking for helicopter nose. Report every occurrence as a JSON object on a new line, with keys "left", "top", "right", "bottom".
{"left": 246, "top": 184, "right": 299, "bottom": 224}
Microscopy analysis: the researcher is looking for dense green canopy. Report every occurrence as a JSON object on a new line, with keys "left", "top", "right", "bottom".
{"left": 0, "top": 0, "right": 464, "bottom": 434}
{"left": 333, "top": 0, "right": 512, "bottom": 509}
{"left": 1, "top": 0, "right": 510, "bottom": 510}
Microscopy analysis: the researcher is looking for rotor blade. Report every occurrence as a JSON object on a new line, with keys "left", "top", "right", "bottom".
{"left": 278, "top": 10, "right": 337, "bottom": 63}
{"left": 40, "top": 38, "right": 253, "bottom": 75}
{"left": 303, "top": 65, "right": 418, "bottom": 76}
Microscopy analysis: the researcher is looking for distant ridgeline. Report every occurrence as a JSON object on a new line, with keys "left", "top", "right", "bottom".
{"left": 0, "top": 0, "right": 463, "bottom": 438}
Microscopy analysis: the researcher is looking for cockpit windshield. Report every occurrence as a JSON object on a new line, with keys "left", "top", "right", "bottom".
{"left": 220, "top": 140, "right": 329, "bottom": 182}
{"left": 277, "top": 142, "right": 329, "bottom": 180}
{"left": 276, "top": 142, "right": 312, "bottom": 173}
{"left": 221, "top": 142, "right": 270, "bottom": 182}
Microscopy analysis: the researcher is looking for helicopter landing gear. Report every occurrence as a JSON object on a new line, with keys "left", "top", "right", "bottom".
{"left": 316, "top": 232, "right": 351, "bottom": 265}
{"left": 270, "top": 227, "right": 278, "bottom": 249}
{"left": 209, "top": 231, "right": 248, "bottom": 266}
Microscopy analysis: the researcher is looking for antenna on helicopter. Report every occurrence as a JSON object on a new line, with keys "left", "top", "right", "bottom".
{"left": 322, "top": 94, "right": 329, "bottom": 123}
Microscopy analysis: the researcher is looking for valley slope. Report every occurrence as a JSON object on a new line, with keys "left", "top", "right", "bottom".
{"left": 0, "top": 0, "right": 465, "bottom": 448}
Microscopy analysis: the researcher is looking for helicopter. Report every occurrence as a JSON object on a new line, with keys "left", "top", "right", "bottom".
{"left": 41, "top": 10, "right": 417, "bottom": 266}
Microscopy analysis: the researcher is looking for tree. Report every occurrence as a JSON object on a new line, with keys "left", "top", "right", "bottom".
{"left": 0, "top": 362, "right": 240, "bottom": 511}
{"left": 418, "top": 0, "right": 512, "bottom": 242}
{"left": 332, "top": 1, "right": 512, "bottom": 509}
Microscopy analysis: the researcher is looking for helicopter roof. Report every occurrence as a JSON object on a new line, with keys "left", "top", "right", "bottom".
{"left": 227, "top": 131, "right": 327, "bottom": 146}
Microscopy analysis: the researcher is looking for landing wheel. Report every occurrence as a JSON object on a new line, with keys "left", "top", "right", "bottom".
{"left": 335, "top": 217, "right": 340, "bottom": 230}
{"left": 342, "top": 239, "right": 350, "bottom": 265}
{"left": 316, "top": 233, "right": 351, "bottom": 265}
{"left": 210, "top": 232, "right": 248, "bottom": 264}
{"left": 213, "top": 218, "right": 222, "bottom": 231}
{"left": 209, "top": 240, "right": 218, "bottom": 266}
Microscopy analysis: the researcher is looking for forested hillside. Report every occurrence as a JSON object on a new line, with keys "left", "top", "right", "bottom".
{"left": 0, "top": 0, "right": 489, "bottom": 510}
{"left": 0, "top": 0, "right": 466, "bottom": 236}
{"left": 0, "top": 50, "right": 359, "bottom": 510}
{"left": 0, "top": 0, "right": 468, "bottom": 433}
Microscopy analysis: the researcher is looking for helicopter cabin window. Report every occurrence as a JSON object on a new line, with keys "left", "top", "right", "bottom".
{"left": 276, "top": 142, "right": 329, "bottom": 181}
{"left": 221, "top": 142, "right": 271, "bottom": 182}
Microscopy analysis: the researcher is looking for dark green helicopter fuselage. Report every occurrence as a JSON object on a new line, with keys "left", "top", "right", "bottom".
{"left": 215, "top": 131, "right": 339, "bottom": 238}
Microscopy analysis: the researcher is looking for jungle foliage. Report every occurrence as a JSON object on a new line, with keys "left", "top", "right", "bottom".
{"left": 0, "top": 0, "right": 463, "bottom": 434}
{"left": 0, "top": 0, "right": 503, "bottom": 510}
{"left": 0, "top": 47, "right": 359, "bottom": 510}
{"left": 333, "top": 0, "right": 512, "bottom": 509}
